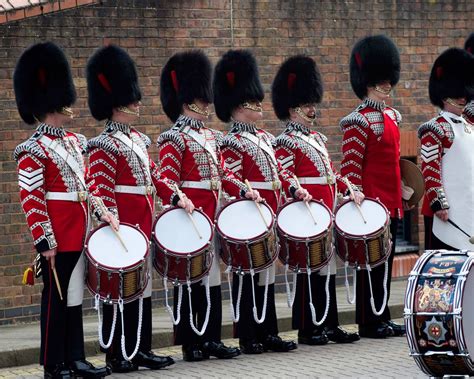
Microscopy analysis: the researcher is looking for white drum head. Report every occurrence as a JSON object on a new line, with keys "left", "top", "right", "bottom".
{"left": 154, "top": 208, "right": 212, "bottom": 254}
{"left": 278, "top": 201, "right": 331, "bottom": 238}
{"left": 88, "top": 224, "right": 147, "bottom": 269}
{"left": 218, "top": 200, "right": 273, "bottom": 240}
{"left": 335, "top": 199, "right": 387, "bottom": 236}
{"left": 461, "top": 260, "right": 474, "bottom": 360}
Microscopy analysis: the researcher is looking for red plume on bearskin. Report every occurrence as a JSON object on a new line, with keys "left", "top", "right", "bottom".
{"left": 271, "top": 55, "right": 323, "bottom": 121}
{"left": 213, "top": 49, "right": 264, "bottom": 123}
{"left": 13, "top": 42, "right": 76, "bottom": 125}
{"left": 429, "top": 47, "right": 474, "bottom": 108}
{"left": 349, "top": 34, "right": 400, "bottom": 100}
{"left": 160, "top": 50, "right": 212, "bottom": 122}
{"left": 86, "top": 44, "right": 142, "bottom": 121}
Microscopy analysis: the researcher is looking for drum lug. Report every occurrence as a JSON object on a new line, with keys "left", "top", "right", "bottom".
{"left": 236, "top": 266, "right": 244, "bottom": 276}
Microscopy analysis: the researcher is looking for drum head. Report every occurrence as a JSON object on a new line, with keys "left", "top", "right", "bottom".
{"left": 462, "top": 262, "right": 474, "bottom": 360}
{"left": 335, "top": 198, "right": 387, "bottom": 236}
{"left": 217, "top": 199, "right": 273, "bottom": 240}
{"left": 87, "top": 224, "right": 148, "bottom": 269}
{"left": 154, "top": 208, "right": 212, "bottom": 254}
{"left": 277, "top": 201, "right": 331, "bottom": 239}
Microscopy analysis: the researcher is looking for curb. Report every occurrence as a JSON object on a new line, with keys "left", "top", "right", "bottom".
{"left": 0, "top": 304, "right": 404, "bottom": 369}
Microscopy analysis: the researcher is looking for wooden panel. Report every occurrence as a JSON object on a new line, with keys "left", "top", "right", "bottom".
{"left": 400, "top": 130, "right": 419, "bottom": 158}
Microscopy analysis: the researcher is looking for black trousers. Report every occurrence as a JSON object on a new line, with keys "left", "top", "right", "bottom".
{"left": 102, "top": 296, "right": 153, "bottom": 359}
{"left": 40, "top": 252, "right": 85, "bottom": 366}
{"left": 232, "top": 273, "right": 278, "bottom": 341}
{"left": 356, "top": 218, "right": 398, "bottom": 326}
{"left": 173, "top": 283, "right": 222, "bottom": 346}
{"left": 292, "top": 273, "right": 339, "bottom": 334}
{"left": 424, "top": 216, "right": 455, "bottom": 250}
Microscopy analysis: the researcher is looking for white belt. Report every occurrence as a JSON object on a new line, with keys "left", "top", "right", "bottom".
{"left": 181, "top": 180, "right": 221, "bottom": 191}
{"left": 248, "top": 180, "right": 281, "bottom": 190}
{"left": 45, "top": 191, "right": 87, "bottom": 202}
{"left": 115, "top": 185, "right": 154, "bottom": 195}
{"left": 298, "top": 176, "right": 335, "bottom": 185}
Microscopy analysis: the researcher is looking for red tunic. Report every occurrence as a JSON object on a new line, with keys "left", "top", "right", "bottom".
{"left": 87, "top": 120, "right": 166, "bottom": 239}
{"left": 340, "top": 98, "right": 403, "bottom": 218}
{"left": 156, "top": 115, "right": 246, "bottom": 220}
{"left": 219, "top": 121, "right": 296, "bottom": 213}
{"left": 418, "top": 113, "right": 456, "bottom": 217}
{"left": 14, "top": 123, "right": 88, "bottom": 253}
{"left": 274, "top": 121, "right": 352, "bottom": 210}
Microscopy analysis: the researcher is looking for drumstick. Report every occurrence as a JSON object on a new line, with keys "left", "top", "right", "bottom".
{"left": 343, "top": 177, "right": 367, "bottom": 224}
{"left": 50, "top": 257, "right": 63, "bottom": 301}
{"left": 173, "top": 184, "right": 202, "bottom": 239}
{"left": 447, "top": 219, "right": 474, "bottom": 244}
{"left": 293, "top": 175, "right": 317, "bottom": 225}
{"left": 244, "top": 179, "right": 268, "bottom": 229}
{"left": 97, "top": 201, "right": 128, "bottom": 252}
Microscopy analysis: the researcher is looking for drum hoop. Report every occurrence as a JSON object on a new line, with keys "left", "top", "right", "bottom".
{"left": 333, "top": 197, "right": 390, "bottom": 238}
{"left": 276, "top": 199, "right": 333, "bottom": 241}
{"left": 85, "top": 222, "right": 150, "bottom": 272}
{"left": 215, "top": 198, "right": 275, "bottom": 243}
{"left": 152, "top": 207, "right": 214, "bottom": 257}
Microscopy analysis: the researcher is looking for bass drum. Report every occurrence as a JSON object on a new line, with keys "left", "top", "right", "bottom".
{"left": 404, "top": 249, "right": 474, "bottom": 377}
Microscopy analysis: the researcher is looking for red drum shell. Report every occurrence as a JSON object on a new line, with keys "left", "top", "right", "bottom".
{"left": 85, "top": 222, "right": 149, "bottom": 304}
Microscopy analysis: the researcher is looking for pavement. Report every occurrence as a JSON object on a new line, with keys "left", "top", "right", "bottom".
{"left": 0, "top": 279, "right": 422, "bottom": 378}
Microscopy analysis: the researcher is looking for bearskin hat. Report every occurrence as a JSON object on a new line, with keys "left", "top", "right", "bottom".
{"left": 465, "top": 33, "right": 474, "bottom": 54}
{"left": 213, "top": 49, "right": 264, "bottom": 122}
{"left": 429, "top": 48, "right": 474, "bottom": 108}
{"left": 13, "top": 42, "right": 76, "bottom": 125}
{"left": 350, "top": 35, "right": 400, "bottom": 100}
{"left": 271, "top": 55, "right": 323, "bottom": 121}
{"left": 160, "top": 50, "right": 212, "bottom": 122}
{"left": 86, "top": 45, "right": 142, "bottom": 121}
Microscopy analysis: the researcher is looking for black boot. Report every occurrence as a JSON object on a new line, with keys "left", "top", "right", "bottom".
{"left": 325, "top": 326, "right": 360, "bottom": 343}
{"left": 68, "top": 360, "right": 111, "bottom": 378}
{"left": 384, "top": 320, "right": 406, "bottom": 336}
{"left": 359, "top": 323, "right": 392, "bottom": 339}
{"left": 262, "top": 335, "right": 297, "bottom": 352}
{"left": 182, "top": 344, "right": 204, "bottom": 362}
{"left": 298, "top": 328, "right": 329, "bottom": 346}
{"left": 132, "top": 351, "right": 175, "bottom": 369}
{"left": 44, "top": 363, "right": 72, "bottom": 379}
{"left": 105, "top": 355, "right": 137, "bottom": 373}
{"left": 201, "top": 341, "right": 240, "bottom": 359}
{"left": 239, "top": 338, "right": 264, "bottom": 354}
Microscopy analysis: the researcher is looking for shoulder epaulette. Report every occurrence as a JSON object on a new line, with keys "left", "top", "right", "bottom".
{"left": 72, "top": 133, "right": 88, "bottom": 153}
{"left": 464, "top": 102, "right": 474, "bottom": 118}
{"left": 88, "top": 133, "right": 119, "bottom": 155}
{"left": 260, "top": 130, "right": 276, "bottom": 146}
{"left": 417, "top": 119, "right": 445, "bottom": 139}
{"left": 13, "top": 133, "right": 46, "bottom": 161}
{"left": 314, "top": 131, "right": 328, "bottom": 144}
{"left": 221, "top": 132, "right": 243, "bottom": 150}
{"left": 392, "top": 108, "right": 402, "bottom": 124}
{"left": 275, "top": 133, "right": 297, "bottom": 150}
{"left": 137, "top": 131, "right": 152, "bottom": 148}
{"left": 339, "top": 111, "right": 369, "bottom": 131}
{"left": 157, "top": 127, "right": 185, "bottom": 151}
{"left": 211, "top": 129, "right": 225, "bottom": 147}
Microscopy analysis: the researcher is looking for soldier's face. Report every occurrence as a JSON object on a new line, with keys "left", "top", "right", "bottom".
{"left": 443, "top": 97, "right": 467, "bottom": 115}
{"left": 367, "top": 81, "right": 392, "bottom": 102}
{"left": 238, "top": 101, "right": 263, "bottom": 123}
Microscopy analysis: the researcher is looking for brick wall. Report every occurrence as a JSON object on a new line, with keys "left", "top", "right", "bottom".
{"left": 0, "top": 0, "right": 472, "bottom": 324}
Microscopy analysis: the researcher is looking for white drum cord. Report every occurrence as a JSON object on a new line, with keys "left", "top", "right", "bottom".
{"left": 226, "top": 266, "right": 242, "bottom": 322}
{"left": 187, "top": 277, "right": 211, "bottom": 336}
{"left": 284, "top": 264, "right": 298, "bottom": 308}
{"left": 307, "top": 267, "right": 331, "bottom": 326}
{"left": 163, "top": 277, "right": 182, "bottom": 325}
{"left": 250, "top": 268, "right": 269, "bottom": 324}
{"left": 119, "top": 296, "right": 143, "bottom": 361}
{"left": 366, "top": 260, "right": 389, "bottom": 316}
{"left": 94, "top": 294, "right": 117, "bottom": 349}
{"left": 344, "top": 261, "right": 357, "bottom": 304}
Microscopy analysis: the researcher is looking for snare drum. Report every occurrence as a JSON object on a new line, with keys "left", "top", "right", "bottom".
{"left": 216, "top": 199, "right": 276, "bottom": 273}
{"left": 334, "top": 197, "right": 391, "bottom": 268}
{"left": 405, "top": 249, "right": 474, "bottom": 377}
{"left": 153, "top": 207, "right": 213, "bottom": 284}
{"left": 277, "top": 200, "right": 333, "bottom": 272}
{"left": 86, "top": 223, "right": 149, "bottom": 304}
